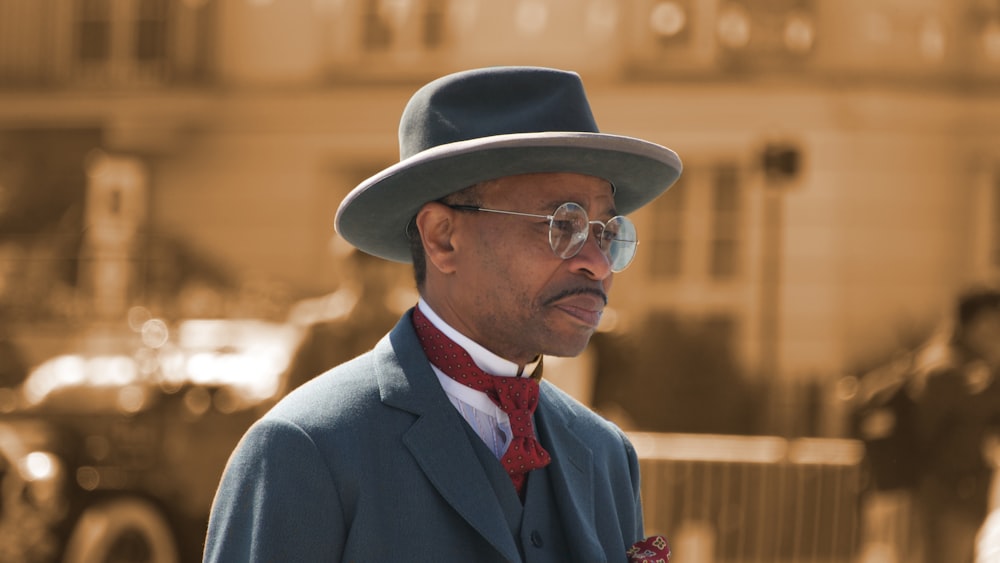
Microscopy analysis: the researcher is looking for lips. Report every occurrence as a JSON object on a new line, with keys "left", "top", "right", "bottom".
{"left": 551, "top": 291, "right": 607, "bottom": 328}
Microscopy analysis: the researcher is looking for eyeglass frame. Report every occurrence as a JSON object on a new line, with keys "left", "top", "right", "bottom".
{"left": 444, "top": 201, "right": 638, "bottom": 272}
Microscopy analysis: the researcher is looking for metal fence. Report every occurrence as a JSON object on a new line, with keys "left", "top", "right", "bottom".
{"left": 630, "top": 432, "right": 866, "bottom": 563}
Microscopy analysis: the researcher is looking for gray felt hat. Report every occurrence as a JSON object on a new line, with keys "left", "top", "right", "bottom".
{"left": 335, "top": 66, "right": 683, "bottom": 263}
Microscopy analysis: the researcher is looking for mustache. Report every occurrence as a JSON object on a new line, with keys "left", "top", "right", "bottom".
{"left": 543, "top": 286, "right": 609, "bottom": 307}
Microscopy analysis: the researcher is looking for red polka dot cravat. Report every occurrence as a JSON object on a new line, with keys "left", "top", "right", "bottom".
{"left": 412, "top": 307, "right": 551, "bottom": 496}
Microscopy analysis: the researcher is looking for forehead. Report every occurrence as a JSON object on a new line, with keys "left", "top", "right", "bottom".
{"left": 480, "top": 172, "right": 615, "bottom": 208}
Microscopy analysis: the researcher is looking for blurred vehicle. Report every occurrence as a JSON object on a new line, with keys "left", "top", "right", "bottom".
{"left": 0, "top": 318, "right": 302, "bottom": 563}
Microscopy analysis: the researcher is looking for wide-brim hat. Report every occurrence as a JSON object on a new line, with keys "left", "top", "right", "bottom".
{"left": 335, "top": 66, "right": 683, "bottom": 263}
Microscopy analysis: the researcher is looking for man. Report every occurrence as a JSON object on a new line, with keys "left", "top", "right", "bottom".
{"left": 204, "top": 66, "right": 681, "bottom": 562}
{"left": 908, "top": 288, "right": 1000, "bottom": 563}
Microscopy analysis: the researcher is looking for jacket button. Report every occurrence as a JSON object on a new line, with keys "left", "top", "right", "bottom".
{"left": 530, "top": 530, "right": 544, "bottom": 548}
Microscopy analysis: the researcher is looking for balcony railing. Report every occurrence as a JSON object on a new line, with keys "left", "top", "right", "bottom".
{"left": 3, "top": 0, "right": 999, "bottom": 90}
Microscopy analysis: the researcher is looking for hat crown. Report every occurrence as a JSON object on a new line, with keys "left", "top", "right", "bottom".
{"left": 398, "top": 66, "right": 600, "bottom": 160}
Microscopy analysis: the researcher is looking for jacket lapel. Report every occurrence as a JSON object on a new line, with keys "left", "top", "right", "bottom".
{"left": 535, "top": 383, "right": 607, "bottom": 563}
{"left": 377, "top": 312, "right": 521, "bottom": 563}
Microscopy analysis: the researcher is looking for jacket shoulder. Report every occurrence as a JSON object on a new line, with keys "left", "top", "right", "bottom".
{"left": 540, "top": 381, "right": 632, "bottom": 445}
{"left": 266, "top": 351, "right": 384, "bottom": 427}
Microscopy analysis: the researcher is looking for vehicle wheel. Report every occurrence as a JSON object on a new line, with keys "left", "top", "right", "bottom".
{"left": 62, "top": 496, "right": 180, "bottom": 563}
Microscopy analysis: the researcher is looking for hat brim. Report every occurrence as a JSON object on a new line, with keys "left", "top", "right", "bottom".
{"left": 335, "top": 132, "right": 682, "bottom": 263}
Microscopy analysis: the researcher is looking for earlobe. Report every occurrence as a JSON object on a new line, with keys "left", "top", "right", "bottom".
{"left": 415, "top": 203, "right": 459, "bottom": 275}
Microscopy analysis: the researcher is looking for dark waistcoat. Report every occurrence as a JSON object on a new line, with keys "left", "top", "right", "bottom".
{"left": 462, "top": 420, "right": 572, "bottom": 562}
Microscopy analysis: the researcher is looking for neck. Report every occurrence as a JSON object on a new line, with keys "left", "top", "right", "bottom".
{"left": 416, "top": 298, "right": 531, "bottom": 377}
{"left": 418, "top": 288, "right": 540, "bottom": 365}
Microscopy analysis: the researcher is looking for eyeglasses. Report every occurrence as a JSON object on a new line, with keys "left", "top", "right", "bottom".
{"left": 446, "top": 201, "right": 638, "bottom": 272}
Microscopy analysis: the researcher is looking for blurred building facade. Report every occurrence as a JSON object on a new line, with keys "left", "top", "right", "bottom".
{"left": 2, "top": 0, "right": 1000, "bottom": 436}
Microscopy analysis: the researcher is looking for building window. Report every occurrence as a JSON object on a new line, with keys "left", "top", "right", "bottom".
{"left": 135, "top": 0, "right": 169, "bottom": 62}
{"left": 646, "top": 162, "right": 744, "bottom": 281}
{"left": 68, "top": 0, "right": 205, "bottom": 85}
{"left": 361, "top": 0, "right": 448, "bottom": 53}
{"left": 422, "top": 0, "right": 447, "bottom": 49}
{"left": 710, "top": 164, "right": 742, "bottom": 279}
{"left": 78, "top": 0, "right": 112, "bottom": 63}
{"left": 648, "top": 174, "right": 686, "bottom": 279}
{"left": 362, "top": 0, "right": 395, "bottom": 52}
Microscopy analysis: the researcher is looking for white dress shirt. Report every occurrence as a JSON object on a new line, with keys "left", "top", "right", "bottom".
{"left": 417, "top": 299, "right": 539, "bottom": 460}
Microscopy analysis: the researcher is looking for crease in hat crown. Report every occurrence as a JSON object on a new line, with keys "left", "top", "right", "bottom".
{"left": 398, "top": 66, "right": 600, "bottom": 160}
{"left": 336, "top": 65, "right": 683, "bottom": 264}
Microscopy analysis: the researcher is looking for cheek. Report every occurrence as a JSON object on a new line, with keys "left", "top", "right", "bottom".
{"left": 472, "top": 227, "right": 539, "bottom": 273}
{"left": 464, "top": 225, "right": 563, "bottom": 300}
{"left": 458, "top": 233, "right": 518, "bottom": 296}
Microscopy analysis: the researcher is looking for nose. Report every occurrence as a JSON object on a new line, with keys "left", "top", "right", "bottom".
{"left": 567, "top": 229, "right": 613, "bottom": 281}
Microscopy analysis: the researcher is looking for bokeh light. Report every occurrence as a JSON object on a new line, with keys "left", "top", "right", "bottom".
{"left": 649, "top": 1, "right": 687, "bottom": 39}
{"left": 717, "top": 2, "right": 751, "bottom": 50}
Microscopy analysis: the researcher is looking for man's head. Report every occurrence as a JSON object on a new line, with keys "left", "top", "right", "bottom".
{"left": 335, "top": 66, "right": 682, "bottom": 361}
{"left": 412, "top": 172, "right": 617, "bottom": 363}
{"left": 956, "top": 288, "right": 1000, "bottom": 366}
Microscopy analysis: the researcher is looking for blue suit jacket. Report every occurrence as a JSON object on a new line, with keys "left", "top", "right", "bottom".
{"left": 204, "top": 310, "right": 644, "bottom": 562}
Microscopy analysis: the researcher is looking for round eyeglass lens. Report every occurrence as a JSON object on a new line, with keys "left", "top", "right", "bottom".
{"left": 548, "top": 202, "right": 590, "bottom": 259}
{"left": 605, "top": 216, "right": 637, "bottom": 272}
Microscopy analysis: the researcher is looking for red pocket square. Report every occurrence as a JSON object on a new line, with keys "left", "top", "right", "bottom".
{"left": 626, "top": 534, "right": 671, "bottom": 563}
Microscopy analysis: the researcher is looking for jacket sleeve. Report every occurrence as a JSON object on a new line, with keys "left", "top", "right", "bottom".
{"left": 203, "top": 417, "right": 346, "bottom": 562}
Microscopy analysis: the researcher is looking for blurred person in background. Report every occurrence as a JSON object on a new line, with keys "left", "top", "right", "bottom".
{"left": 281, "top": 240, "right": 405, "bottom": 394}
{"left": 204, "top": 66, "right": 680, "bottom": 562}
{"left": 908, "top": 287, "right": 1000, "bottom": 563}
{"left": 976, "top": 441, "right": 1000, "bottom": 563}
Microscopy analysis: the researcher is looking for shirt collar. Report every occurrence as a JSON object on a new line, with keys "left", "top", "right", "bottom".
{"left": 417, "top": 298, "right": 539, "bottom": 378}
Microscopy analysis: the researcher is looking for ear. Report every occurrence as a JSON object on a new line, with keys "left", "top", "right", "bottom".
{"left": 414, "top": 202, "right": 459, "bottom": 276}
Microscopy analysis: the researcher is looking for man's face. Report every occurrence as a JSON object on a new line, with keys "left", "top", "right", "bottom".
{"left": 440, "top": 172, "right": 617, "bottom": 364}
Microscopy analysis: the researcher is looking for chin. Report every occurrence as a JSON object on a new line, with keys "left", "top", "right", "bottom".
{"left": 543, "top": 335, "right": 593, "bottom": 358}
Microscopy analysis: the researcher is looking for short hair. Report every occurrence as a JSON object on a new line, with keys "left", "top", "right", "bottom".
{"left": 406, "top": 217, "right": 427, "bottom": 291}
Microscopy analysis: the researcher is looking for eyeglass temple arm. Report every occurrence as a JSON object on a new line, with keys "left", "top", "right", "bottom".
{"left": 446, "top": 205, "right": 553, "bottom": 221}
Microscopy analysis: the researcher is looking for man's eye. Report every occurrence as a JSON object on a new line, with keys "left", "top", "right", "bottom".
{"left": 599, "top": 224, "right": 619, "bottom": 241}
{"left": 552, "top": 220, "right": 577, "bottom": 235}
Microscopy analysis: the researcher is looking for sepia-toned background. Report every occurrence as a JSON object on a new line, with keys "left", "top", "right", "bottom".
{"left": 2, "top": 0, "right": 1000, "bottom": 561}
